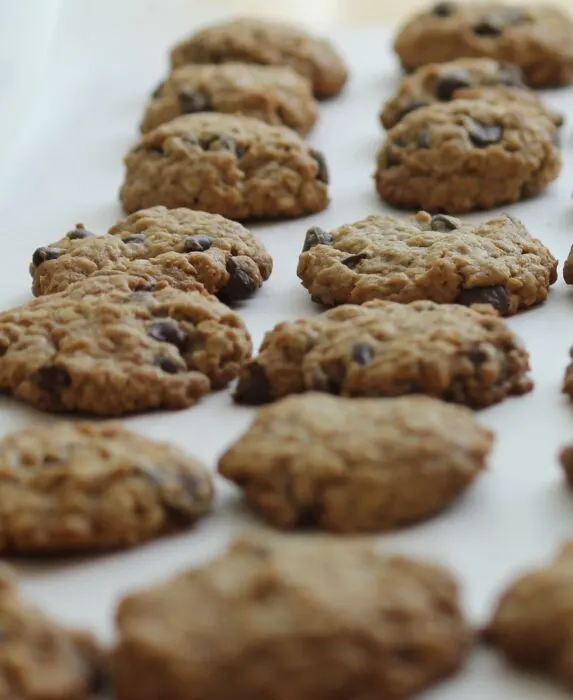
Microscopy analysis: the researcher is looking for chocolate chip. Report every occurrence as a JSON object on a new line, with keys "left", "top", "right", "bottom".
{"left": 122, "top": 235, "right": 145, "bottom": 244}
{"left": 436, "top": 69, "right": 471, "bottom": 101}
{"left": 32, "top": 247, "right": 62, "bottom": 267}
{"left": 433, "top": 1, "right": 455, "bottom": 16}
{"left": 342, "top": 252, "right": 368, "bottom": 269}
{"left": 151, "top": 81, "right": 165, "bottom": 99}
{"left": 219, "top": 258, "right": 259, "bottom": 302}
{"left": 36, "top": 365, "right": 71, "bottom": 394}
{"left": 398, "top": 99, "right": 426, "bottom": 120}
{"left": 178, "top": 90, "right": 211, "bottom": 114}
{"left": 468, "top": 347, "right": 488, "bottom": 365}
{"left": 163, "top": 473, "right": 203, "bottom": 525}
{"left": 467, "top": 118, "right": 503, "bottom": 147}
{"left": 234, "top": 363, "right": 271, "bottom": 405}
{"left": 352, "top": 343, "right": 374, "bottom": 365}
{"left": 430, "top": 214, "right": 458, "bottom": 232}
{"left": 148, "top": 320, "right": 188, "bottom": 351}
{"left": 184, "top": 235, "right": 213, "bottom": 252}
{"left": 473, "top": 17, "right": 503, "bottom": 36}
{"left": 154, "top": 355, "right": 183, "bottom": 374}
{"left": 417, "top": 129, "right": 431, "bottom": 148}
{"left": 66, "top": 226, "right": 94, "bottom": 240}
{"left": 310, "top": 149, "right": 329, "bottom": 184}
{"left": 302, "top": 226, "right": 333, "bottom": 252}
{"left": 457, "top": 285, "right": 510, "bottom": 314}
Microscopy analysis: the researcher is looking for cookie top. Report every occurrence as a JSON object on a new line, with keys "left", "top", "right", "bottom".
{"left": 234, "top": 299, "right": 532, "bottom": 408}
{"left": 113, "top": 537, "right": 471, "bottom": 700}
{"left": 120, "top": 113, "right": 329, "bottom": 220}
{"left": 375, "top": 98, "right": 561, "bottom": 214}
{"left": 394, "top": 3, "right": 573, "bottom": 87}
{"left": 219, "top": 393, "right": 493, "bottom": 532}
{"left": 0, "top": 567, "right": 101, "bottom": 699}
{"left": 297, "top": 210, "right": 557, "bottom": 313}
{"left": 0, "top": 280, "right": 252, "bottom": 415}
{"left": 485, "top": 542, "right": 573, "bottom": 688}
{"left": 0, "top": 421, "right": 213, "bottom": 553}
{"left": 142, "top": 63, "right": 318, "bottom": 135}
{"left": 31, "top": 207, "right": 273, "bottom": 301}
{"left": 381, "top": 58, "right": 563, "bottom": 128}
{"left": 170, "top": 18, "right": 349, "bottom": 98}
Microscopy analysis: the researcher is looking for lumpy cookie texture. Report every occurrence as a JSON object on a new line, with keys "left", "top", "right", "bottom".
{"left": 120, "top": 113, "right": 329, "bottom": 220}
{"left": 0, "top": 279, "right": 252, "bottom": 415}
{"left": 297, "top": 211, "right": 557, "bottom": 313}
{"left": 113, "top": 537, "right": 471, "bottom": 700}
{"left": 0, "top": 567, "right": 102, "bottom": 699}
{"left": 485, "top": 542, "right": 573, "bottom": 689}
{"left": 170, "top": 18, "right": 349, "bottom": 98}
{"left": 234, "top": 300, "right": 532, "bottom": 408}
{"left": 31, "top": 207, "right": 273, "bottom": 302}
{"left": 142, "top": 63, "right": 318, "bottom": 135}
{"left": 375, "top": 99, "right": 561, "bottom": 214}
{"left": 380, "top": 58, "right": 563, "bottom": 128}
{"left": 0, "top": 422, "right": 213, "bottom": 553}
{"left": 219, "top": 393, "right": 493, "bottom": 532}
{"left": 394, "top": 3, "right": 573, "bottom": 88}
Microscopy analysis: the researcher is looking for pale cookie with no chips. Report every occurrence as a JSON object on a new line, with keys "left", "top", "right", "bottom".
{"left": 219, "top": 393, "right": 493, "bottom": 532}
{"left": 30, "top": 207, "right": 273, "bottom": 302}
{"left": 375, "top": 99, "right": 561, "bottom": 214}
{"left": 120, "top": 113, "right": 329, "bottom": 220}
{"left": 0, "top": 278, "right": 251, "bottom": 416}
{"left": 143, "top": 63, "right": 318, "bottom": 134}
{"left": 112, "top": 537, "right": 471, "bottom": 700}
{"left": 297, "top": 211, "right": 557, "bottom": 313}
{"left": 170, "top": 18, "right": 349, "bottom": 99}
{"left": 0, "top": 566, "right": 103, "bottom": 699}
{"left": 0, "top": 422, "right": 213, "bottom": 553}
{"left": 394, "top": 3, "right": 573, "bottom": 88}
{"left": 234, "top": 300, "right": 532, "bottom": 408}
{"left": 485, "top": 542, "right": 573, "bottom": 689}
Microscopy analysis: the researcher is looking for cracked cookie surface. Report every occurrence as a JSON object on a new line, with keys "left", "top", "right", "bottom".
{"left": 0, "top": 422, "right": 213, "bottom": 553}
{"left": 120, "top": 113, "right": 329, "bottom": 220}
{"left": 170, "top": 18, "right": 348, "bottom": 98}
{"left": 219, "top": 393, "right": 493, "bottom": 532}
{"left": 30, "top": 207, "right": 273, "bottom": 301}
{"left": 142, "top": 63, "right": 318, "bottom": 134}
{"left": 113, "top": 537, "right": 471, "bottom": 700}
{"left": 297, "top": 211, "right": 557, "bottom": 313}
{"left": 375, "top": 99, "right": 561, "bottom": 214}
{"left": 234, "top": 300, "right": 532, "bottom": 408}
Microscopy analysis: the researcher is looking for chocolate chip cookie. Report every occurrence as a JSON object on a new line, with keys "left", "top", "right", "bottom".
{"left": 0, "top": 279, "right": 252, "bottom": 415}
{"left": 170, "top": 18, "right": 349, "bottom": 99}
{"left": 380, "top": 57, "right": 563, "bottom": 128}
{"left": 562, "top": 349, "right": 573, "bottom": 402}
{"left": 563, "top": 244, "right": 573, "bottom": 284}
{"left": 0, "top": 421, "right": 213, "bottom": 553}
{"left": 219, "top": 393, "right": 493, "bottom": 532}
{"left": 394, "top": 3, "right": 573, "bottom": 87}
{"left": 485, "top": 542, "right": 573, "bottom": 689}
{"left": 120, "top": 113, "right": 329, "bottom": 220}
{"left": 297, "top": 211, "right": 557, "bottom": 313}
{"left": 0, "top": 566, "right": 102, "bottom": 699}
{"left": 375, "top": 99, "right": 561, "bottom": 213}
{"left": 142, "top": 63, "right": 318, "bottom": 135}
{"left": 234, "top": 299, "right": 532, "bottom": 407}
{"left": 31, "top": 207, "right": 273, "bottom": 302}
{"left": 113, "top": 537, "right": 471, "bottom": 700}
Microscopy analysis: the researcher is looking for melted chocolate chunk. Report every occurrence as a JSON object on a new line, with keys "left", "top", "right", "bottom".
{"left": 342, "top": 252, "right": 368, "bottom": 269}
{"left": 303, "top": 226, "right": 333, "bottom": 252}
{"left": 154, "top": 355, "right": 183, "bottom": 374}
{"left": 32, "top": 247, "right": 63, "bottom": 268}
{"left": 148, "top": 320, "right": 188, "bottom": 351}
{"left": 310, "top": 149, "right": 329, "bottom": 184}
{"left": 457, "top": 285, "right": 510, "bottom": 314}
{"left": 436, "top": 69, "right": 471, "bottom": 101}
{"left": 219, "top": 258, "right": 259, "bottom": 302}
{"left": 36, "top": 365, "right": 71, "bottom": 394}
{"left": 467, "top": 118, "right": 503, "bottom": 147}
{"left": 430, "top": 214, "right": 458, "bottom": 232}
{"left": 351, "top": 343, "right": 374, "bottom": 365}
{"left": 178, "top": 90, "right": 211, "bottom": 114}
{"left": 184, "top": 235, "right": 213, "bottom": 252}
{"left": 234, "top": 363, "right": 271, "bottom": 405}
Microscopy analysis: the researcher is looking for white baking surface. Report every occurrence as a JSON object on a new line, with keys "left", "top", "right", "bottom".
{"left": 2, "top": 0, "right": 573, "bottom": 697}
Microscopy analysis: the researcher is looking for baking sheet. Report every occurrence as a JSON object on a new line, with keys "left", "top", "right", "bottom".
{"left": 3, "top": 0, "right": 573, "bottom": 697}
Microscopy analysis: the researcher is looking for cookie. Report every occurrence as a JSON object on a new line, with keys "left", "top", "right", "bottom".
{"left": 375, "top": 99, "right": 561, "bottom": 214}
{"left": 113, "top": 537, "right": 471, "bottom": 700}
{"left": 0, "top": 421, "right": 213, "bottom": 553}
{"left": 219, "top": 393, "right": 493, "bottom": 532}
{"left": 30, "top": 207, "right": 273, "bottom": 302}
{"left": 234, "top": 299, "right": 532, "bottom": 408}
{"left": 120, "top": 114, "right": 329, "bottom": 220}
{"left": 485, "top": 542, "right": 573, "bottom": 689}
{"left": 394, "top": 3, "right": 573, "bottom": 88}
{"left": 0, "top": 566, "right": 102, "bottom": 699}
{"left": 563, "top": 244, "right": 573, "bottom": 284}
{"left": 142, "top": 63, "right": 318, "bottom": 135}
{"left": 380, "top": 58, "right": 563, "bottom": 128}
{"left": 297, "top": 211, "right": 557, "bottom": 313}
{"left": 562, "top": 349, "right": 573, "bottom": 402}
{"left": 0, "top": 278, "right": 251, "bottom": 415}
{"left": 170, "top": 19, "right": 348, "bottom": 99}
